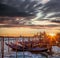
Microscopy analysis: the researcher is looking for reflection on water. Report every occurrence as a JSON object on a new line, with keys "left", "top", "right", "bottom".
{"left": 0, "top": 38, "right": 60, "bottom": 58}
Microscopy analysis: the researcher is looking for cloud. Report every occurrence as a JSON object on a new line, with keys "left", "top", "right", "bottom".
{"left": 0, "top": 0, "right": 60, "bottom": 28}
{"left": 0, "top": 3, "right": 35, "bottom": 16}
{"left": 42, "top": 0, "right": 60, "bottom": 18}
{"left": 0, "top": 0, "right": 42, "bottom": 16}
{"left": 31, "top": 20, "right": 59, "bottom": 25}
{"left": 0, "top": 0, "right": 60, "bottom": 18}
{"left": 51, "top": 19, "right": 60, "bottom": 23}
{"left": 41, "top": 0, "right": 50, "bottom": 4}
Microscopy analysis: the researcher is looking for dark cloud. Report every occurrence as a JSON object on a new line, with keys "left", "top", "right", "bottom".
{"left": 51, "top": 19, "right": 60, "bottom": 23}
{"left": 0, "top": 17, "right": 32, "bottom": 25}
{"left": 42, "top": 0, "right": 60, "bottom": 18}
{"left": 0, "top": 0, "right": 42, "bottom": 16}
{"left": 0, "top": 0, "right": 60, "bottom": 18}
{"left": 0, "top": 3, "right": 34, "bottom": 16}
{"left": 0, "top": 0, "right": 60, "bottom": 27}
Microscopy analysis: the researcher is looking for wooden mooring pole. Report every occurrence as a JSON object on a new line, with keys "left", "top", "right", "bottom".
{"left": 23, "top": 37, "right": 25, "bottom": 58}
{"left": 1, "top": 37, "right": 4, "bottom": 58}
{"left": 16, "top": 38, "right": 18, "bottom": 58}
{"left": 8, "top": 38, "right": 9, "bottom": 53}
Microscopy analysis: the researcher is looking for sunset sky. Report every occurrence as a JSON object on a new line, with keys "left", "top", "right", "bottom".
{"left": 0, "top": 0, "right": 60, "bottom": 37}
{"left": 0, "top": 27, "right": 60, "bottom": 37}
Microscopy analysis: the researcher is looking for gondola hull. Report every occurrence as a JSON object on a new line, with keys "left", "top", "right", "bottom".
{"left": 5, "top": 42, "right": 48, "bottom": 52}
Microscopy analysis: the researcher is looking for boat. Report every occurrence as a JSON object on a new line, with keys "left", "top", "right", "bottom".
{"left": 5, "top": 42, "right": 28, "bottom": 51}
{"left": 29, "top": 47, "right": 48, "bottom": 52}
{"left": 18, "top": 41, "right": 48, "bottom": 48}
{"left": 18, "top": 41, "right": 35, "bottom": 48}
{"left": 5, "top": 42, "right": 48, "bottom": 52}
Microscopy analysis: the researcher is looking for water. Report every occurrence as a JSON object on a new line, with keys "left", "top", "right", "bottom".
{"left": 0, "top": 38, "right": 60, "bottom": 58}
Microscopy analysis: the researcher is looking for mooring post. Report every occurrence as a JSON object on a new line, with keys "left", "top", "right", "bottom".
{"left": 16, "top": 38, "right": 18, "bottom": 58}
{"left": 8, "top": 37, "right": 9, "bottom": 53}
{"left": 29, "top": 37, "right": 32, "bottom": 58}
{"left": 1, "top": 37, "right": 4, "bottom": 58}
{"left": 23, "top": 37, "right": 25, "bottom": 58}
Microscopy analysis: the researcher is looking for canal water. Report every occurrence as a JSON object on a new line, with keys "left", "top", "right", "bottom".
{"left": 0, "top": 38, "right": 60, "bottom": 58}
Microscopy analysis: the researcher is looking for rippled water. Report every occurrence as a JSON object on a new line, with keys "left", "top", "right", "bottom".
{"left": 0, "top": 38, "right": 60, "bottom": 58}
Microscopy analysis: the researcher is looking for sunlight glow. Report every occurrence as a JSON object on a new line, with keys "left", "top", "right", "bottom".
{"left": 49, "top": 33, "right": 56, "bottom": 37}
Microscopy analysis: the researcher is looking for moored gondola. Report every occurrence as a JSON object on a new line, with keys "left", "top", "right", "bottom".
{"left": 5, "top": 42, "right": 48, "bottom": 52}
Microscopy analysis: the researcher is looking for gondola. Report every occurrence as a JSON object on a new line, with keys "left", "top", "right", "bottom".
{"left": 5, "top": 42, "right": 28, "bottom": 51}
{"left": 5, "top": 42, "right": 48, "bottom": 52}
{"left": 30, "top": 47, "right": 48, "bottom": 52}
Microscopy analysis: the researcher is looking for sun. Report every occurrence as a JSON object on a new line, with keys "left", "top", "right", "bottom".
{"left": 49, "top": 33, "right": 56, "bottom": 37}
